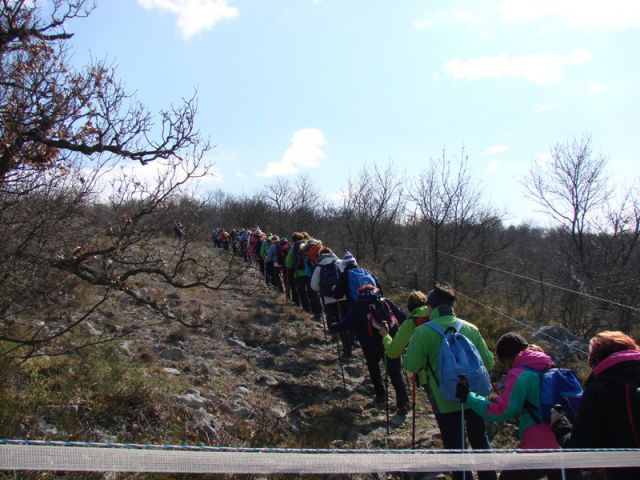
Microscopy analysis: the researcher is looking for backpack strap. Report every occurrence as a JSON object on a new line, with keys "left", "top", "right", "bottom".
{"left": 625, "top": 383, "right": 640, "bottom": 448}
{"left": 523, "top": 400, "right": 542, "bottom": 424}
{"left": 594, "top": 374, "right": 640, "bottom": 447}
{"left": 425, "top": 319, "right": 463, "bottom": 336}
{"left": 518, "top": 365, "right": 545, "bottom": 424}
{"left": 425, "top": 321, "right": 445, "bottom": 337}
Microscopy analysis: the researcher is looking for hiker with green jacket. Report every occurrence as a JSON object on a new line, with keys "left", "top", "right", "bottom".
{"left": 379, "top": 290, "right": 429, "bottom": 361}
{"left": 285, "top": 232, "right": 321, "bottom": 316}
{"left": 403, "top": 282, "right": 497, "bottom": 480}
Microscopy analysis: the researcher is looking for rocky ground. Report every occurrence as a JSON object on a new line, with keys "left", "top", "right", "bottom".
{"left": 123, "top": 244, "right": 447, "bottom": 453}
{"left": 17, "top": 240, "right": 586, "bottom": 478}
{"left": 72, "top": 242, "right": 461, "bottom": 478}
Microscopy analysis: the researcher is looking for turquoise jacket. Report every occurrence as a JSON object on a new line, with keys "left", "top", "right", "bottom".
{"left": 466, "top": 348, "right": 559, "bottom": 448}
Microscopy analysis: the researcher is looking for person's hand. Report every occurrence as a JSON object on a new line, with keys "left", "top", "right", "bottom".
{"left": 456, "top": 375, "right": 469, "bottom": 403}
{"left": 550, "top": 405, "right": 568, "bottom": 428}
{"left": 378, "top": 325, "right": 389, "bottom": 337}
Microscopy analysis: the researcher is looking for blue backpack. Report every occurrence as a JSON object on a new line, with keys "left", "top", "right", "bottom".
{"left": 319, "top": 261, "right": 341, "bottom": 297}
{"left": 347, "top": 267, "right": 376, "bottom": 301}
{"left": 426, "top": 320, "right": 492, "bottom": 402}
{"left": 523, "top": 367, "right": 583, "bottom": 423}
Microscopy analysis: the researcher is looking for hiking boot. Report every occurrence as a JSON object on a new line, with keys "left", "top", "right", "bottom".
{"left": 397, "top": 404, "right": 409, "bottom": 416}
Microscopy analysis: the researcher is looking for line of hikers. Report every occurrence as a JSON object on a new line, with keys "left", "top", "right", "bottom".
{"left": 212, "top": 226, "right": 640, "bottom": 480}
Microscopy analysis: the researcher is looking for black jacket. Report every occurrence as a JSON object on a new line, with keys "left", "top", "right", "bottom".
{"left": 329, "top": 296, "right": 406, "bottom": 351}
{"left": 553, "top": 351, "right": 640, "bottom": 480}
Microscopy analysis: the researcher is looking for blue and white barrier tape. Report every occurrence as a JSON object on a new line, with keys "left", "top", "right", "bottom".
{"left": 1, "top": 440, "right": 640, "bottom": 474}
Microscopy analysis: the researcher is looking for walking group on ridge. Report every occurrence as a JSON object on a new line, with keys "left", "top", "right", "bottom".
{"left": 210, "top": 225, "right": 640, "bottom": 480}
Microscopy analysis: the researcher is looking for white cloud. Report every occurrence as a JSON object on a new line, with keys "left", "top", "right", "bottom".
{"left": 484, "top": 145, "right": 510, "bottom": 155}
{"left": 499, "top": 0, "right": 640, "bottom": 29}
{"left": 534, "top": 102, "right": 556, "bottom": 112}
{"left": 534, "top": 152, "right": 552, "bottom": 170}
{"left": 588, "top": 83, "right": 605, "bottom": 94}
{"left": 414, "top": 10, "right": 472, "bottom": 28}
{"left": 413, "top": 11, "right": 444, "bottom": 29}
{"left": 234, "top": 171, "right": 247, "bottom": 178}
{"left": 487, "top": 160, "right": 501, "bottom": 172}
{"left": 258, "top": 128, "right": 326, "bottom": 177}
{"left": 138, "top": 0, "right": 239, "bottom": 39}
{"left": 443, "top": 51, "right": 592, "bottom": 85}
{"left": 453, "top": 10, "right": 472, "bottom": 23}
{"left": 90, "top": 158, "right": 217, "bottom": 200}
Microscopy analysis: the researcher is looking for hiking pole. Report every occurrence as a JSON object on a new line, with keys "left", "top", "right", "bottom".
{"left": 412, "top": 374, "right": 417, "bottom": 449}
{"left": 283, "top": 271, "right": 289, "bottom": 306}
{"left": 319, "top": 298, "right": 328, "bottom": 341}
{"left": 251, "top": 258, "right": 257, "bottom": 281}
{"left": 385, "top": 353, "right": 390, "bottom": 436}
{"left": 334, "top": 302, "right": 348, "bottom": 398}
{"left": 459, "top": 374, "right": 466, "bottom": 452}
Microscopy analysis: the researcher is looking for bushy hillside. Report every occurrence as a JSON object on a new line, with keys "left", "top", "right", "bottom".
{"left": 3, "top": 238, "right": 600, "bottom": 480}
{"left": 0, "top": 240, "right": 453, "bottom": 476}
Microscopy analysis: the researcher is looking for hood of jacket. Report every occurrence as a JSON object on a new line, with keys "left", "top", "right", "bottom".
{"left": 409, "top": 306, "right": 430, "bottom": 320}
{"left": 592, "top": 349, "right": 640, "bottom": 378}
{"left": 512, "top": 348, "right": 555, "bottom": 372}
{"left": 316, "top": 253, "right": 338, "bottom": 266}
{"left": 428, "top": 304, "right": 456, "bottom": 320}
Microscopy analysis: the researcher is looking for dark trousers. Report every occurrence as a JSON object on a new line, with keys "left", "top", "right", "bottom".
{"left": 295, "top": 276, "right": 322, "bottom": 315}
{"left": 362, "top": 342, "right": 408, "bottom": 408}
{"left": 295, "top": 276, "right": 312, "bottom": 312}
{"left": 435, "top": 409, "right": 498, "bottom": 480}
{"left": 499, "top": 470, "right": 563, "bottom": 480}
{"left": 323, "top": 301, "right": 352, "bottom": 355}
{"left": 284, "top": 269, "right": 300, "bottom": 306}
{"left": 271, "top": 265, "right": 283, "bottom": 292}
{"left": 264, "top": 260, "right": 274, "bottom": 285}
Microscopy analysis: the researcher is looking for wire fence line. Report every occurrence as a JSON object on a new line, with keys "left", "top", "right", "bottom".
{"left": 455, "top": 291, "right": 589, "bottom": 356}
{"left": 374, "top": 243, "right": 639, "bottom": 313}
{"left": 435, "top": 250, "right": 640, "bottom": 313}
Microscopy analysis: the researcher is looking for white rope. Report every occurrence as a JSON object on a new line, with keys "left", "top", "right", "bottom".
{"left": 1, "top": 445, "right": 640, "bottom": 473}
{"left": 376, "top": 244, "right": 640, "bottom": 312}
{"left": 456, "top": 291, "right": 589, "bottom": 356}
{"left": 440, "top": 248, "right": 639, "bottom": 312}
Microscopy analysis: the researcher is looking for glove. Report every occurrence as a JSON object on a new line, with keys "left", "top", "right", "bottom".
{"left": 550, "top": 404, "right": 568, "bottom": 428}
{"left": 456, "top": 376, "right": 469, "bottom": 403}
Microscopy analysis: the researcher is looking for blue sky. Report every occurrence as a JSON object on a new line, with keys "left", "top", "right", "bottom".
{"left": 68, "top": 0, "right": 640, "bottom": 225}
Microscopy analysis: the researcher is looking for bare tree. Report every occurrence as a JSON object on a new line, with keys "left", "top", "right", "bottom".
{"left": 522, "top": 134, "right": 640, "bottom": 334}
{"left": 0, "top": 1, "right": 257, "bottom": 359}
{"left": 339, "top": 163, "right": 404, "bottom": 262}
{"left": 524, "top": 133, "right": 611, "bottom": 265}
{"left": 262, "top": 177, "right": 294, "bottom": 234}
{"left": 291, "top": 174, "right": 320, "bottom": 233}
{"left": 409, "top": 147, "right": 489, "bottom": 283}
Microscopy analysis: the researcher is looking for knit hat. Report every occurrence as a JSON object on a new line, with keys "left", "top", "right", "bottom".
{"left": 496, "top": 332, "right": 529, "bottom": 360}
{"left": 426, "top": 283, "right": 455, "bottom": 307}
{"left": 342, "top": 251, "right": 357, "bottom": 266}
